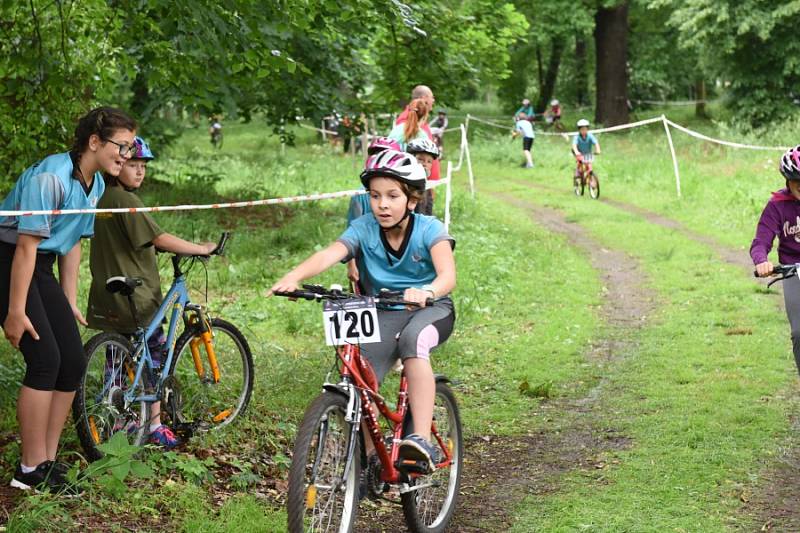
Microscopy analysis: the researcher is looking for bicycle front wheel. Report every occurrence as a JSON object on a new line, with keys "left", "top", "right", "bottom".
{"left": 573, "top": 174, "right": 584, "bottom": 196}
{"left": 73, "top": 333, "right": 148, "bottom": 461}
{"left": 401, "top": 381, "right": 463, "bottom": 533}
{"left": 589, "top": 172, "right": 600, "bottom": 199}
{"left": 287, "top": 393, "right": 360, "bottom": 533}
{"left": 170, "top": 318, "right": 253, "bottom": 430}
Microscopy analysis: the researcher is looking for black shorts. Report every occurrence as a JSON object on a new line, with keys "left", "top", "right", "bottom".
{"left": 522, "top": 137, "right": 534, "bottom": 151}
{"left": 0, "top": 242, "right": 85, "bottom": 391}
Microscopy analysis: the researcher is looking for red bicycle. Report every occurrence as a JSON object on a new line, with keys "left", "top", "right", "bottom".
{"left": 573, "top": 153, "right": 600, "bottom": 199}
{"left": 275, "top": 285, "right": 463, "bottom": 533}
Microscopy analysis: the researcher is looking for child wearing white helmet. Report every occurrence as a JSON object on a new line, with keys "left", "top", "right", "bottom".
{"left": 571, "top": 119, "right": 601, "bottom": 175}
{"left": 406, "top": 138, "right": 440, "bottom": 216}
{"left": 270, "top": 150, "right": 456, "bottom": 475}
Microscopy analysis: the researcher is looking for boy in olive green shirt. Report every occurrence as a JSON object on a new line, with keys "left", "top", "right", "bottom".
{"left": 87, "top": 137, "right": 215, "bottom": 447}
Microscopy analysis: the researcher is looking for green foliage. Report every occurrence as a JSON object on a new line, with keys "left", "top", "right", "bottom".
{"left": 0, "top": 0, "right": 531, "bottom": 181}
{"left": 151, "top": 451, "right": 216, "bottom": 485}
{"left": 652, "top": 0, "right": 800, "bottom": 125}
{"left": 0, "top": 1, "right": 122, "bottom": 181}
{"left": 5, "top": 493, "right": 71, "bottom": 531}
{"left": 82, "top": 431, "right": 154, "bottom": 496}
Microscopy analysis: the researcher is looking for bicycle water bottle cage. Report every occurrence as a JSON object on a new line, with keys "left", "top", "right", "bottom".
{"left": 105, "top": 276, "right": 143, "bottom": 296}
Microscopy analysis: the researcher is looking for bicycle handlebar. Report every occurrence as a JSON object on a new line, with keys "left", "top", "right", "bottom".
{"left": 273, "top": 284, "right": 434, "bottom": 307}
{"left": 754, "top": 264, "right": 798, "bottom": 288}
{"left": 212, "top": 232, "right": 230, "bottom": 257}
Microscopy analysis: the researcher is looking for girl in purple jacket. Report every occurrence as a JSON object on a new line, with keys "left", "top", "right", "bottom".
{"left": 752, "top": 145, "right": 800, "bottom": 372}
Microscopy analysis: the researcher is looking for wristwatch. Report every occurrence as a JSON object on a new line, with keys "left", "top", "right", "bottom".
{"left": 421, "top": 284, "right": 436, "bottom": 298}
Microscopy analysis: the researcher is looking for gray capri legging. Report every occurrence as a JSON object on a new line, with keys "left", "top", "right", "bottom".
{"left": 783, "top": 275, "right": 800, "bottom": 374}
{"left": 360, "top": 298, "right": 455, "bottom": 383}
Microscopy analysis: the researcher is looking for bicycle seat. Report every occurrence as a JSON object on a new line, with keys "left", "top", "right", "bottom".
{"left": 106, "top": 276, "right": 143, "bottom": 296}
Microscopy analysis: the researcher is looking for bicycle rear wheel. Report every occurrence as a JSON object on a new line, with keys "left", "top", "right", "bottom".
{"left": 170, "top": 318, "right": 253, "bottom": 431}
{"left": 73, "top": 333, "right": 148, "bottom": 461}
{"left": 287, "top": 393, "right": 360, "bottom": 533}
{"left": 401, "top": 381, "right": 463, "bottom": 533}
{"left": 589, "top": 172, "right": 600, "bottom": 199}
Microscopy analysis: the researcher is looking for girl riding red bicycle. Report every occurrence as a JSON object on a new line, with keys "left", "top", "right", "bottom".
{"left": 269, "top": 149, "right": 456, "bottom": 472}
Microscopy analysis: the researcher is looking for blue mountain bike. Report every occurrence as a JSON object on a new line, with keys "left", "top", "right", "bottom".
{"left": 73, "top": 233, "right": 254, "bottom": 460}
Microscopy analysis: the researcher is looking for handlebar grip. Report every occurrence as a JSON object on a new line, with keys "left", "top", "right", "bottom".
{"left": 212, "top": 232, "right": 230, "bottom": 256}
{"left": 273, "top": 290, "right": 317, "bottom": 301}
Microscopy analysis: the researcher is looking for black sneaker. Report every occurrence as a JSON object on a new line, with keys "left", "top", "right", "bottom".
{"left": 10, "top": 461, "right": 81, "bottom": 496}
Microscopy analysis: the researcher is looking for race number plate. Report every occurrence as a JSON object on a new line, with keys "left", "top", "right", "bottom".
{"left": 322, "top": 298, "right": 381, "bottom": 346}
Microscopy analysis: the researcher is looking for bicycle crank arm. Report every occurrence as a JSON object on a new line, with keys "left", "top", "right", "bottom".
{"left": 399, "top": 480, "right": 442, "bottom": 494}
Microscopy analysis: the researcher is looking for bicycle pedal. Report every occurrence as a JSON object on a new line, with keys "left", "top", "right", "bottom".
{"left": 395, "top": 458, "right": 431, "bottom": 475}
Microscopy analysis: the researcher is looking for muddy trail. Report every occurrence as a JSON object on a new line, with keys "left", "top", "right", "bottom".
{"left": 356, "top": 193, "right": 656, "bottom": 532}
{"left": 510, "top": 179, "right": 800, "bottom": 532}
{"left": 511, "top": 178, "right": 752, "bottom": 271}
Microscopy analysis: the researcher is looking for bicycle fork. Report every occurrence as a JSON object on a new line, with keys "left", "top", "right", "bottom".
{"left": 183, "top": 304, "right": 220, "bottom": 384}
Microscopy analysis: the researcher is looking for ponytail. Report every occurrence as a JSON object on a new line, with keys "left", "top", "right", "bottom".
{"left": 71, "top": 107, "right": 137, "bottom": 155}
{"left": 403, "top": 98, "right": 430, "bottom": 142}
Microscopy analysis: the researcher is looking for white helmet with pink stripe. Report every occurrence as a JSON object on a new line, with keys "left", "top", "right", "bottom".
{"left": 360, "top": 150, "right": 426, "bottom": 191}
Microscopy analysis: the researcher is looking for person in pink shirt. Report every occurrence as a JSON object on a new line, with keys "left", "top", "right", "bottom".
{"left": 395, "top": 85, "right": 440, "bottom": 182}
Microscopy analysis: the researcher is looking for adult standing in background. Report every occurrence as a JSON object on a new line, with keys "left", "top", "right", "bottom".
{"left": 395, "top": 85, "right": 439, "bottom": 214}
{"left": 396, "top": 86, "right": 439, "bottom": 182}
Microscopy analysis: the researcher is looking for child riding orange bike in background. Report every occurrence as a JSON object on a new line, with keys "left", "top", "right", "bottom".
{"left": 270, "top": 149, "right": 456, "bottom": 472}
{"left": 572, "top": 119, "right": 602, "bottom": 198}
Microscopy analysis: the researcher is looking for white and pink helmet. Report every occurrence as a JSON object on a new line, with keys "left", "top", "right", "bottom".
{"left": 367, "top": 136, "right": 402, "bottom": 156}
{"left": 360, "top": 149, "right": 427, "bottom": 191}
{"left": 780, "top": 145, "right": 800, "bottom": 181}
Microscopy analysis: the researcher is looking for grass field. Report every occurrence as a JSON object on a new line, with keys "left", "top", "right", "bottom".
{"left": 2, "top": 106, "right": 799, "bottom": 531}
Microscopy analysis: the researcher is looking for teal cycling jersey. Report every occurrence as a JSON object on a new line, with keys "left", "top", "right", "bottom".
{"left": 0, "top": 152, "right": 104, "bottom": 255}
{"left": 572, "top": 133, "right": 598, "bottom": 155}
{"left": 337, "top": 212, "right": 455, "bottom": 296}
{"left": 346, "top": 190, "right": 372, "bottom": 226}
{"left": 387, "top": 123, "right": 429, "bottom": 151}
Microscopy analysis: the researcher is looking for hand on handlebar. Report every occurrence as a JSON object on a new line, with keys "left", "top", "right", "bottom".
{"left": 403, "top": 287, "right": 432, "bottom": 308}
{"left": 268, "top": 277, "right": 301, "bottom": 297}
{"left": 755, "top": 261, "right": 774, "bottom": 277}
{"left": 575, "top": 153, "right": 584, "bottom": 163}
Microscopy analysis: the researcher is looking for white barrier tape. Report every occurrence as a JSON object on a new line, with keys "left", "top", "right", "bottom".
{"left": 664, "top": 119, "right": 788, "bottom": 151}
{"left": 298, "top": 123, "right": 339, "bottom": 136}
{"left": 580, "top": 116, "right": 665, "bottom": 135}
{"left": 0, "top": 190, "right": 378, "bottom": 217}
{"left": 468, "top": 115, "right": 510, "bottom": 130}
{"left": 633, "top": 99, "right": 713, "bottom": 106}
{"left": 0, "top": 175, "right": 452, "bottom": 218}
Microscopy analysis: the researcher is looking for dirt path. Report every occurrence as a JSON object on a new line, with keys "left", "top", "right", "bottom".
{"left": 510, "top": 179, "right": 800, "bottom": 532}
{"left": 511, "top": 178, "right": 752, "bottom": 271}
{"left": 356, "top": 193, "right": 656, "bottom": 532}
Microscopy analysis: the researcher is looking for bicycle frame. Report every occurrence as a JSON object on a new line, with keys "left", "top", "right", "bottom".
{"left": 106, "top": 258, "right": 220, "bottom": 409}
{"left": 577, "top": 157, "right": 594, "bottom": 183}
{"left": 330, "top": 343, "right": 454, "bottom": 486}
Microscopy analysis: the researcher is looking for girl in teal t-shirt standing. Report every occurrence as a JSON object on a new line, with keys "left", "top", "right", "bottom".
{"left": 0, "top": 107, "right": 138, "bottom": 493}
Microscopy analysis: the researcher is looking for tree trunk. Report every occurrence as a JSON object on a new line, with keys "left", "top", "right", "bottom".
{"left": 130, "top": 71, "right": 150, "bottom": 118}
{"left": 594, "top": 1, "right": 629, "bottom": 126}
{"left": 537, "top": 38, "right": 565, "bottom": 111}
{"left": 575, "top": 37, "right": 589, "bottom": 107}
{"left": 536, "top": 46, "right": 544, "bottom": 92}
{"left": 695, "top": 79, "right": 708, "bottom": 118}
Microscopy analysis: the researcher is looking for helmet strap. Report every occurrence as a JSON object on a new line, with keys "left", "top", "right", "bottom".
{"left": 381, "top": 208, "right": 411, "bottom": 232}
